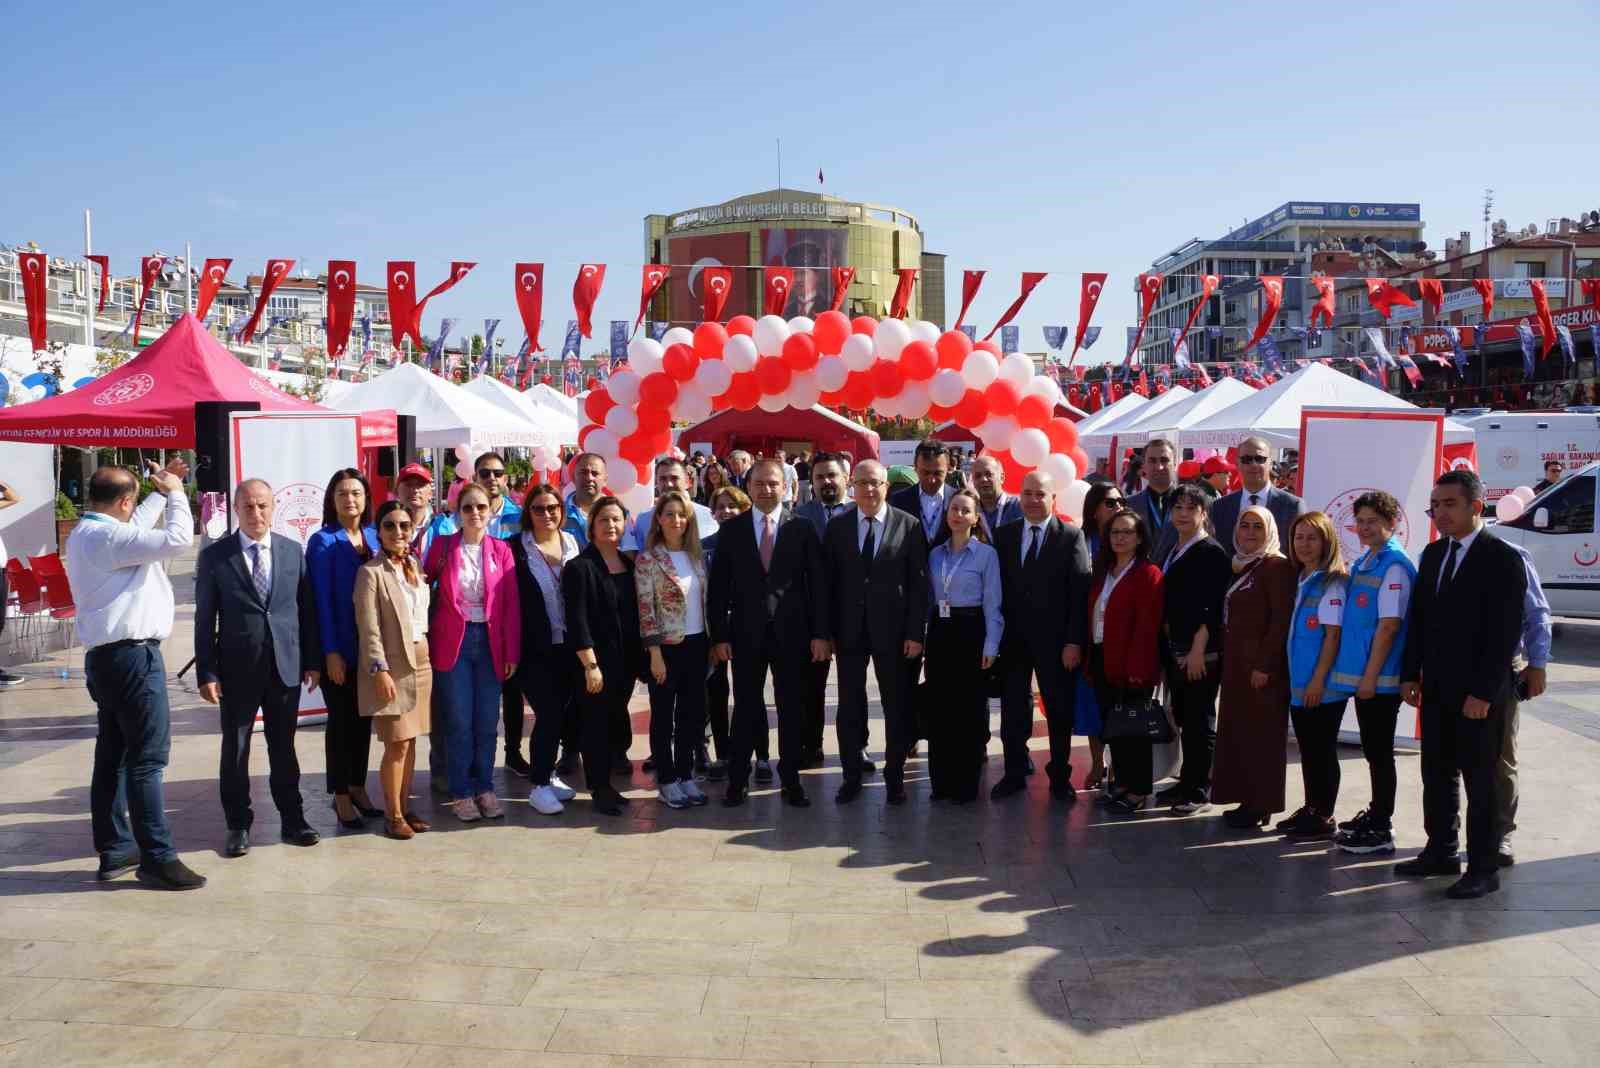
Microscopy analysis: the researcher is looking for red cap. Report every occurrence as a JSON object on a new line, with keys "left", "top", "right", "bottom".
{"left": 396, "top": 462, "right": 433, "bottom": 485}
{"left": 1201, "top": 455, "right": 1235, "bottom": 475}
{"left": 1177, "top": 460, "right": 1202, "bottom": 480}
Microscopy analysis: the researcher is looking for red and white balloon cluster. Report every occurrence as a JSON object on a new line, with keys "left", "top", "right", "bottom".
{"left": 579, "top": 312, "right": 1093, "bottom": 519}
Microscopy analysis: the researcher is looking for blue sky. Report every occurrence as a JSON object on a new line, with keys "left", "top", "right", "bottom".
{"left": 6, "top": 1, "right": 1596, "bottom": 362}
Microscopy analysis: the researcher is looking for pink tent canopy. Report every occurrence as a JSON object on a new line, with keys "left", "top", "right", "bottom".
{"left": 0, "top": 315, "right": 389, "bottom": 448}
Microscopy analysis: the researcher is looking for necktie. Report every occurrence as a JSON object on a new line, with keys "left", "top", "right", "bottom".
{"left": 1249, "top": 493, "right": 1260, "bottom": 506}
{"left": 251, "top": 543, "right": 271, "bottom": 604}
{"left": 1437, "top": 538, "right": 1460, "bottom": 597}
{"left": 1026, "top": 525, "right": 1041, "bottom": 567}
{"left": 759, "top": 514, "right": 775, "bottom": 571}
{"left": 861, "top": 516, "right": 876, "bottom": 564}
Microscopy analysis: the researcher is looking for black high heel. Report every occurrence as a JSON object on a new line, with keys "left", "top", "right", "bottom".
{"left": 332, "top": 799, "right": 366, "bottom": 830}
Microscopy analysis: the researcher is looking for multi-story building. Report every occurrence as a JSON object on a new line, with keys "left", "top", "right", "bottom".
{"left": 643, "top": 188, "right": 945, "bottom": 326}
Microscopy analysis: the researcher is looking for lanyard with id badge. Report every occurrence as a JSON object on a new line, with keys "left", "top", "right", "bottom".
{"left": 937, "top": 544, "right": 971, "bottom": 619}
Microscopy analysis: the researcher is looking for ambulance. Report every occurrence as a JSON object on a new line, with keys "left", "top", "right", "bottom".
{"left": 1492, "top": 461, "right": 1600, "bottom": 619}
{"left": 1461, "top": 410, "right": 1600, "bottom": 504}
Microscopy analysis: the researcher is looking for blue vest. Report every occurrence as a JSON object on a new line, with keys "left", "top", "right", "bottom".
{"left": 1289, "top": 570, "right": 1344, "bottom": 705}
{"left": 1329, "top": 539, "right": 1416, "bottom": 696}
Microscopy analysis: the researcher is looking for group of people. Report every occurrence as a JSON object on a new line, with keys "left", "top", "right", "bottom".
{"left": 63, "top": 430, "right": 1546, "bottom": 902}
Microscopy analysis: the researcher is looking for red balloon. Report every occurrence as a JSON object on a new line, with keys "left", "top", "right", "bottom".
{"left": 927, "top": 403, "right": 955, "bottom": 423}
{"left": 953, "top": 389, "right": 989, "bottom": 429}
{"left": 577, "top": 424, "right": 596, "bottom": 448}
{"left": 726, "top": 371, "right": 761, "bottom": 411}
{"left": 639, "top": 371, "right": 678, "bottom": 409}
{"left": 583, "top": 388, "right": 615, "bottom": 424}
{"left": 850, "top": 316, "right": 878, "bottom": 336}
{"left": 1001, "top": 462, "right": 1025, "bottom": 495}
{"left": 781, "top": 332, "right": 819, "bottom": 372}
{"left": 1044, "top": 416, "right": 1079, "bottom": 454}
{"left": 649, "top": 428, "right": 672, "bottom": 454}
{"left": 636, "top": 404, "right": 671, "bottom": 436}
{"left": 841, "top": 371, "right": 875, "bottom": 411}
{"left": 755, "top": 355, "right": 793, "bottom": 395}
{"left": 1069, "top": 447, "right": 1091, "bottom": 479}
{"left": 819, "top": 389, "right": 843, "bottom": 407}
{"left": 636, "top": 461, "right": 652, "bottom": 486}
{"left": 813, "top": 310, "right": 851, "bottom": 355}
{"left": 726, "top": 315, "right": 756, "bottom": 337}
{"left": 618, "top": 432, "right": 654, "bottom": 465}
{"left": 973, "top": 339, "right": 1002, "bottom": 357}
{"left": 662, "top": 343, "right": 699, "bottom": 382}
{"left": 983, "top": 378, "right": 1022, "bottom": 417}
{"left": 871, "top": 360, "right": 905, "bottom": 397}
{"left": 692, "top": 322, "right": 729, "bottom": 359}
{"left": 935, "top": 330, "right": 972, "bottom": 370}
{"left": 899, "top": 340, "right": 936, "bottom": 381}
{"left": 1015, "top": 393, "right": 1052, "bottom": 429}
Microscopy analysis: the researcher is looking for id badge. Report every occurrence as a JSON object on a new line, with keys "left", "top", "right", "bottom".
{"left": 938, "top": 600, "right": 952, "bottom": 618}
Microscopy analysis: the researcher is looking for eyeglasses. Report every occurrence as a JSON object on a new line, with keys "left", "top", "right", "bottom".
{"left": 527, "top": 504, "right": 562, "bottom": 516}
{"left": 1109, "top": 527, "right": 1138, "bottom": 538}
{"left": 477, "top": 468, "right": 506, "bottom": 479}
{"left": 1239, "top": 455, "right": 1269, "bottom": 465}
{"left": 460, "top": 503, "right": 490, "bottom": 514}
{"left": 379, "top": 520, "right": 414, "bottom": 532}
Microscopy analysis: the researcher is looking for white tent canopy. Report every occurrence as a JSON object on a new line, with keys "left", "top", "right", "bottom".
{"left": 1081, "top": 386, "right": 1192, "bottom": 452}
{"left": 526, "top": 382, "right": 579, "bottom": 421}
{"left": 462, "top": 375, "right": 575, "bottom": 445}
{"left": 1183, "top": 363, "right": 1474, "bottom": 449}
{"left": 1115, "top": 378, "right": 1257, "bottom": 447}
{"left": 328, "top": 363, "right": 552, "bottom": 449}
{"left": 1071, "top": 391, "right": 1148, "bottom": 438}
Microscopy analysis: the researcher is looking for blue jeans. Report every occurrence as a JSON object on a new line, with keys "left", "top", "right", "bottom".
{"left": 86, "top": 640, "right": 176, "bottom": 865}
{"left": 442, "top": 623, "right": 501, "bottom": 800}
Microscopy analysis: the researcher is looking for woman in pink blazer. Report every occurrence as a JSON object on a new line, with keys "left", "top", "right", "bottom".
{"left": 424, "top": 483, "right": 521, "bottom": 822}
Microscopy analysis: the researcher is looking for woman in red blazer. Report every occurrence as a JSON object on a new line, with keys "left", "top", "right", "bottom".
{"left": 1086, "top": 507, "right": 1164, "bottom": 814}
{"left": 423, "top": 483, "right": 521, "bottom": 823}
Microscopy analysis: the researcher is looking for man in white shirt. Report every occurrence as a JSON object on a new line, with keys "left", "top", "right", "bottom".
{"left": 65, "top": 460, "right": 205, "bottom": 891}
{"left": 622, "top": 457, "right": 718, "bottom": 554}
{"left": 775, "top": 449, "right": 800, "bottom": 504}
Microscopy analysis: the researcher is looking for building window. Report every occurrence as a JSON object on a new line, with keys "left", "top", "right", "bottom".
{"left": 1512, "top": 261, "right": 1547, "bottom": 278}
{"left": 267, "top": 295, "right": 301, "bottom": 316}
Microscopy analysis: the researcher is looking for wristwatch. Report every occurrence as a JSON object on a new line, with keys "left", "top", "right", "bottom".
{"left": 368, "top": 661, "right": 388, "bottom": 675}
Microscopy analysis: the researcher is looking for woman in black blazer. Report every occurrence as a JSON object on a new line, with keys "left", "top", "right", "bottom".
{"left": 1157, "top": 483, "right": 1232, "bottom": 814}
{"left": 511, "top": 484, "right": 582, "bottom": 816}
{"left": 561, "top": 496, "right": 643, "bottom": 816}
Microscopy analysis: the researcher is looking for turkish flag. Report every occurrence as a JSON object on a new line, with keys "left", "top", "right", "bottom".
{"left": 1172, "top": 272, "right": 1220, "bottom": 358}
{"left": 387, "top": 262, "right": 422, "bottom": 350}
{"left": 1581, "top": 278, "right": 1600, "bottom": 310}
{"left": 955, "top": 270, "right": 985, "bottom": 329}
{"left": 1242, "top": 275, "right": 1284, "bottom": 352}
{"left": 1365, "top": 278, "right": 1415, "bottom": 320}
{"left": 239, "top": 259, "right": 294, "bottom": 344}
{"left": 889, "top": 268, "right": 918, "bottom": 319}
{"left": 984, "top": 272, "right": 1046, "bottom": 341}
{"left": 829, "top": 267, "right": 855, "bottom": 311}
{"left": 415, "top": 260, "right": 476, "bottom": 336}
{"left": 1069, "top": 273, "right": 1108, "bottom": 366}
{"left": 701, "top": 266, "right": 732, "bottom": 322}
{"left": 1529, "top": 280, "right": 1557, "bottom": 357}
{"left": 1417, "top": 277, "right": 1444, "bottom": 321}
{"left": 764, "top": 268, "right": 794, "bottom": 317}
{"left": 1308, "top": 274, "right": 1336, "bottom": 328}
{"left": 18, "top": 252, "right": 48, "bottom": 352}
{"left": 87, "top": 254, "right": 110, "bottom": 313}
{"left": 133, "top": 255, "right": 167, "bottom": 347}
{"left": 636, "top": 264, "right": 670, "bottom": 332}
{"left": 325, "top": 260, "right": 357, "bottom": 357}
{"left": 194, "top": 258, "right": 232, "bottom": 321}
{"left": 1441, "top": 441, "right": 1479, "bottom": 476}
{"left": 514, "top": 263, "right": 545, "bottom": 352}
{"left": 572, "top": 263, "right": 605, "bottom": 337}
{"left": 1471, "top": 278, "right": 1495, "bottom": 321}
{"left": 1126, "top": 273, "right": 1164, "bottom": 365}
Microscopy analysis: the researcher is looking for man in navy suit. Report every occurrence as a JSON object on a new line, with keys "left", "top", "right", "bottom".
{"left": 1210, "top": 436, "right": 1305, "bottom": 556}
{"left": 195, "top": 480, "right": 323, "bottom": 857}
{"left": 792, "top": 453, "right": 853, "bottom": 766}
{"left": 889, "top": 439, "right": 958, "bottom": 549}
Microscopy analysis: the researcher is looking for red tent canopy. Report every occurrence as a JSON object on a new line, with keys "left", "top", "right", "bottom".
{"left": 678, "top": 404, "right": 880, "bottom": 461}
{"left": 0, "top": 314, "right": 339, "bottom": 448}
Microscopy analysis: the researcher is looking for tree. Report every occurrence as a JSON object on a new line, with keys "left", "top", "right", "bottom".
{"left": 284, "top": 344, "right": 329, "bottom": 403}
{"left": 92, "top": 347, "right": 134, "bottom": 377}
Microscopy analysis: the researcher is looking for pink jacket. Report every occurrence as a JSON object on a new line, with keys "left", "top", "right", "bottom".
{"left": 423, "top": 533, "right": 521, "bottom": 676}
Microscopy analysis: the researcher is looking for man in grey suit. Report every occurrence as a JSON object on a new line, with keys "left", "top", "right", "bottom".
{"left": 1125, "top": 438, "right": 1182, "bottom": 563}
{"left": 195, "top": 479, "right": 323, "bottom": 856}
{"left": 1211, "top": 435, "right": 1305, "bottom": 556}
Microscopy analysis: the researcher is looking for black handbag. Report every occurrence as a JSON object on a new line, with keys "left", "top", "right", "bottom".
{"left": 1101, "top": 688, "right": 1175, "bottom": 743}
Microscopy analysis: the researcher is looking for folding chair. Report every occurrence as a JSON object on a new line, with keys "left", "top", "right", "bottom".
{"left": 5, "top": 562, "right": 48, "bottom": 662}
{"left": 29, "top": 555, "right": 77, "bottom": 677}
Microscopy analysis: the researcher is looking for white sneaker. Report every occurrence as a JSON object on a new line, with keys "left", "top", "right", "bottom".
{"left": 680, "top": 779, "right": 708, "bottom": 806}
{"left": 658, "top": 781, "right": 689, "bottom": 809}
{"left": 528, "top": 785, "right": 565, "bottom": 815}
{"left": 547, "top": 776, "right": 577, "bottom": 802}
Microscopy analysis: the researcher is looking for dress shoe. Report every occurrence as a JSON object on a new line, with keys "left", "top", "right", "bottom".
{"left": 612, "top": 753, "right": 634, "bottom": 775}
{"left": 783, "top": 785, "right": 811, "bottom": 808}
{"left": 722, "top": 785, "right": 748, "bottom": 807}
{"left": 1154, "top": 783, "right": 1187, "bottom": 805}
{"left": 225, "top": 829, "right": 250, "bottom": 857}
{"left": 989, "top": 776, "right": 1026, "bottom": 800}
{"left": 835, "top": 781, "right": 862, "bottom": 804}
{"left": 592, "top": 790, "right": 627, "bottom": 817}
{"left": 136, "top": 858, "right": 206, "bottom": 891}
{"left": 860, "top": 751, "right": 876, "bottom": 775}
{"left": 332, "top": 799, "right": 366, "bottom": 830}
{"left": 1049, "top": 779, "right": 1077, "bottom": 802}
{"left": 97, "top": 851, "right": 139, "bottom": 881}
{"left": 350, "top": 796, "right": 384, "bottom": 819}
{"left": 1394, "top": 851, "right": 1462, "bottom": 877}
{"left": 1275, "top": 806, "right": 1314, "bottom": 834}
{"left": 754, "top": 759, "right": 775, "bottom": 784}
{"left": 1445, "top": 870, "right": 1501, "bottom": 899}
{"left": 403, "top": 812, "right": 431, "bottom": 833}
{"left": 1283, "top": 812, "right": 1337, "bottom": 840}
{"left": 282, "top": 826, "right": 320, "bottom": 847}
{"left": 885, "top": 787, "right": 907, "bottom": 806}
{"left": 706, "top": 760, "right": 728, "bottom": 782}
{"left": 1222, "top": 807, "right": 1269, "bottom": 829}
{"left": 385, "top": 815, "right": 415, "bottom": 840}
{"left": 1496, "top": 850, "right": 1515, "bottom": 868}
{"left": 505, "top": 752, "right": 533, "bottom": 778}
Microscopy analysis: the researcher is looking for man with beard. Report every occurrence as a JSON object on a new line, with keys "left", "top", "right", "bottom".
{"left": 794, "top": 453, "right": 852, "bottom": 767}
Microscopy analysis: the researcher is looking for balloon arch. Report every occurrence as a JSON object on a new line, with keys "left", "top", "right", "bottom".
{"left": 578, "top": 312, "right": 1092, "bottom": 521}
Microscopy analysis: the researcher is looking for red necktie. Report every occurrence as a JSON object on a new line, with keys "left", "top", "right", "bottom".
{"left": 759, "top": 514, "right": 776, "bottom": 572}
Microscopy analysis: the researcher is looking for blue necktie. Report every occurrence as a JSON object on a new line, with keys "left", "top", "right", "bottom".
{"left": 251, "top": 543, "right": 271, "bottom": 603}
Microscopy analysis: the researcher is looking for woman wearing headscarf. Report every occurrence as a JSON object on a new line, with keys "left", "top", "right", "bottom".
{"left": 1211, "top": 504, "right": 1297, "bottom": 829}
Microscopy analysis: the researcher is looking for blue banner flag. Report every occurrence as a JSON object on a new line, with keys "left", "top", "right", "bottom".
{"left": 1258, "top": 333, "right": 1283, "bottom": 373}
{"left": 958, "top": 324, "right": 977, "bottom": 341}
{"left": 609, "top": 320, "right": 629, "bottom": 369}
{"left": 427, "top": 318, "right": 457, "bottom": 370}
{"left": 1124, "top": 326, "right": 1140, "bottom": 365}
{"left": 360, "top": 315, "right": 372, "bottom": 349}
{"left": 1081, "top": 326, "right": 1101, "bottom": 350}
{"left": 1001, "top": 324, "right": 1019, "bottom": 354}
{"left": 1169, "top": 327, "right": 1190, "bottom": 368}
{"left": 1516, "top": 321, "right": 1538, "bottom": 379}
{"left": 1556, "top": 324, "right": 1576, "bottom": 370}
{"left": 1364, "top": 327, "right": 1396, "bottom": 368}
{"left": 647, "top": 320, "right": 669, "bottom": 342}
{"left": 1592, "top": 325, "right": 1600, "bottom": 370}
{"left": 1205, "top": 325, "right": 1222, "bottom": 340}
{"left": 478, "top": 318, "right": 500, "bottom": 375}
{"left": 1445, "top": 326, "right": 1468, "bottom": 374}
{"left": 1042, "top": 325, "right": 1069, "bottom": 351}
{"left": 561, "top": 319, "right": 582, "bottom": 360}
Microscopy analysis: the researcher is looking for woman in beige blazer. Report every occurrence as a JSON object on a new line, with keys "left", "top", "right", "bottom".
{"left": 355, "top": 500, "right": 434, "bottom": 840}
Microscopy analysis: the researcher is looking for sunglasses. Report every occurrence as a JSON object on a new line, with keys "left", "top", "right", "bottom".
{"left": 380, "top": 520, "right": 414, "bottom": 532}
{"left": 527, "top": 504, "right": 562, "bottom": 515}
{"left": 477, "top": 468, "right": 506, "bottom": 479}
{"left": 460, "top": 503, "right": 490, "bottom": 514}
{"left": 1239, "top": 455, "right": 1269, "bottom": 464}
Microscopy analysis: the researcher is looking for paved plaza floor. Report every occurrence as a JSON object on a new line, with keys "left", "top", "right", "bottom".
{"left": 2, "top": 548, "right": 1600, "bottom": 1065}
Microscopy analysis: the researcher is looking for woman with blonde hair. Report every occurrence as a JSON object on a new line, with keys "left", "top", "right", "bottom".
{"left": 1278, "top": 511, "right": 1349, "bottom": 840}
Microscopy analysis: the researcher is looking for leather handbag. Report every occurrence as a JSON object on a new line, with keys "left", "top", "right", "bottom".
{"left": 1100, "top": 688, "right": 1175, "bottom": 743}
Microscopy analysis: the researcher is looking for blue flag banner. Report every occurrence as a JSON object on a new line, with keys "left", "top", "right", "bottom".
{"left": 1306, "top": 326, "right": 1322, "bottom": 348}
{"left": 1099, "top": 378, "right": 1112, "bottom": 408}
{"left": 1081, "top": 326, "right": 1101, "bottom": 350}
{"left": 609, "top": 320, "right": 629, "bottom": 368}
{"left": 1205, "top": 325, "right": 1222, "bottom": 340}
{"left": 1042, "top": 325, "right": 1069, "bottom": 351}
{"left": 1001, "top": 324, "right": 1019, "bottom": 354}
{"left": 1516, "top": 321, "right": 1538, "bottom": 379}
{"left": 1364, "top": 327, "right": 1396, "bottom": 368}
{"left": 478, "top": 318, "right": 500, "bottom": 375}
{"left": 1258, "top": 333, "right": 1283, "bottom": 373}
{"left": 1556, "top": 324, "right": 1576, "bottom": 370}
{"left": 647, "top": 320, "right": 669, "bottom": 342}
{"left": 1169, "top": 327, "right": 1190, "bottom": 368}
{"left": 1445, "top": 326, "right": 1468, "bottom": 374}
{"left": 1592, "top": 325, "right": 1600, "bottom": 370}
{"left": 560, "top": 319, "right": 582, "bottom": 360}
{"left": 427, "top": 318, "right": 457, "bottom": 370}
{"left": 958, "top": 325, "right": 977, "bottom": 341}
{"left": 1124, "top": 326, "right": 1140, "bottom": 364}
{"left": 360, "top": 315, "right": 373, "bottom": 349}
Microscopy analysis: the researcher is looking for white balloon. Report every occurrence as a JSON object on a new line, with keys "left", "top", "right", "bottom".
{"left": 675, "top": 384, "right": 713, "bottom": 422}
{"left": 453, "top": 444, "right": 472, "bottom": 464}
{"left": 787, "top": 370, "right": 821, "bottom": 410}
{"left": 620, "top": 482, "right": 654, "bottom": 515}
{"left": 626, "top": 337, "right": 664, "bottom": 375}
{"left": 908, "top": 319, "right": 941, "bottom": 346}
{"left": 961, "top": 350, "right": 1000, "bottom": 390}
{"left": 603, "top": 403, "right": 638, "bottom": 438}
{"left": 693, "top": 357, "right": 733, "bottom": 396}
{"left": 1509, "top": 485, "right": 1536, "bottom": 504}
{"left": 723, "top": 334, "right": 759, "bottom": 373}
{"left": 999, "top": 352, "right": 1035, "bottom": 389}
{"left": 787, "top": 316, "right": 814, "bottom": 335}
{"left": 1059, "top": 478, "right": 1091, "bottom": 520}
{"left": 1039, "top": 451, "right": 1078, "bottom": 489}
{"left": 840, "top": 332, "right": 877, "bottom": 372}
{"left": 587, "top": 428, "right": 619, "bottom": 463}
{"left": 1496, "top": 494, "right": 1525, "bottom": 522}
{"left": 928, "top": 368, "right": 966, "bottom": 407}
{"left": 874, "top": 390, "right": 902, "bottom": 418}
{"left": 976, "top": 415, "right": 1018, "bottom": 451}
{"left": 753, "top": 315, "right": 791, "bottom": 355}
{"left": 899, "top": 380, "right": 931, "bottom": 420}
{"left": 1025, "top": 373, "right": 1062, "bottom": 408}
{"left": 1011, "top": 428, "right": 1050, "bottom": 467}
{"left": 815, "top": 354, "right": 849, "bottom": 392}
{"left": 874, "top": 318, "right": 911, "bottom": 360}
{"left": 607, "top": 368, "right": 640, "bottom": 406}
{"left": 607, "top": 462, "right": 639, "bottom": 495}
{"left": 758, "top": 391, "right": 789, "bottom": 413}
{"left": 660, "top": 326, "right": 694, "bottom": 350}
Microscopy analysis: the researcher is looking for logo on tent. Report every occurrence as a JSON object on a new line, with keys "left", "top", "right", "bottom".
{"left": 1325, "top": 486, "right": 1410, "bottom": 564}
{"left": 93, "top": 373, "right": 156, "bottom": 407}
{"left": 273, "top": 483, "right": 324, "bottom": 546}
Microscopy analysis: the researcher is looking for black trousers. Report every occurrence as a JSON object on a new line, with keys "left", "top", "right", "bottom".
{"left": 1165, "top": 659, "right": 1220, "bottom": 797}
{"left": 999, "top": 645, "right": 1075, "bottom": 785}
{"left": 576, "top": 648, "right": 630, "bottom": 795}
{"left": 519, "top": 647, "right": 574, "bottom": 786}
{"left": 1290, "top": 700, "right": 1347, "bottom": 815}
{"left": 803, "top": 657, "right": 830, "bottom": 755}
{"left": 1355, "top": 693, "right": 1401, "bottom": 825}
{"left": 705, "top": 659, "right": 731, "bottom": 761}
{"left": 646, "top": 635, "right": 709, "bottom": 784}
{"left": 501, "top": 678, "right": 526, "bottom": 761}
{"left": 837, "top": 646, "right": 910, "bottom": 790}
{"left": 924, "top": 609, "right": 988, "bottom": 801}
{"left": 727, "top": 627, "right": 805, "bottom": 790}
{"left": 218, "top": 657, "right": 305, "bottom": 832}
{"left": 1420, "top": 687, "right": 1505, "bottom": 873}
{"left": 1091, "top": 645, "right": 1153, "bottom": 795}
{"left": 321, "top": 672, "right": 371, "bottom": 796}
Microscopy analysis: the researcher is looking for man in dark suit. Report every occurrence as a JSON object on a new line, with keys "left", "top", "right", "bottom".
{"left": 889, "top": 438, "right": 958, "bottom": 549}
{"left": 709, "top": 460, "right": 830, "bottom": 808}
{"left": 195, "top": 479, "right": 323, "bottom": 856}
{"left": 1124, "top": 437, "right": 1182, "bottom": 563}
{"left": 969, "top": 454, "right": 1023, "bottom": 537}
{"left": 823, "top": 460, "right": 929, "bottom": 805}
{"left": 1210, "top": 435, "right": 1305, "bottom": 556}
{"left": 990, "top": 471, "right": 1093, "bottom": 800}
{"left": 1397, "top": 469, "right": 1526, "bottom": 899}
{"left": 793, "top": 452, "right": 853, "bottom": 767}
